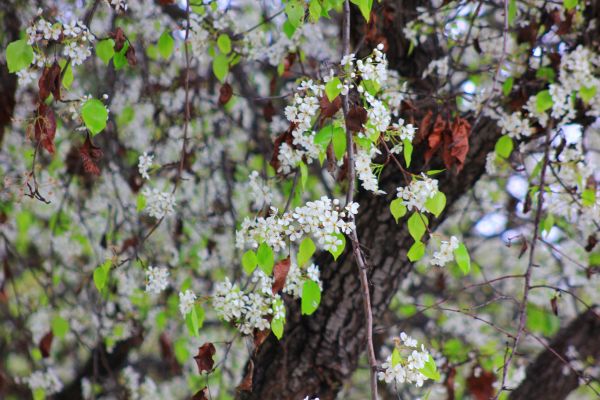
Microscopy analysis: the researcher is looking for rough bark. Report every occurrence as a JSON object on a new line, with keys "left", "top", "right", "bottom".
{"left": 509, "top": 308, "right": 600, "bottom": 400}
{"left": 0, "top": 1, "right": 21, "bottom": 148}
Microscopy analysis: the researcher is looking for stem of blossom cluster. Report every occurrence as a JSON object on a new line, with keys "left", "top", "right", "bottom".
{"left": 494, "top": 124, "right": 552, "bottom": 399}
{"left": 341, "top": 2, "right": 378, "bottom": 400}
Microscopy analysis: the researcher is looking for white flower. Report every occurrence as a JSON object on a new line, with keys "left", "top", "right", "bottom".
{"left": 178, "top": 290, "right": 197, "bottom": 316}
{"left": 142, "top": 187, "right": 176, "bottom": 219}
{"left": 138, "top": 152, "right": 153, "bottom": 180}
{"left": 145, "top": 266, "right": 169, "bottom": 294}
{"left": 431, "top": 236, "right": 459, "bottom": 267}
{"left": 25, "top": 369, "right": 63, "bottom": 394}
{"left": 396, "top": 174, "right": 439, "bottom": 211}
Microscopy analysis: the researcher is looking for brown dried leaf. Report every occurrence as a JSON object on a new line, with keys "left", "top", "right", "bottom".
{"left": 253, "top": 328, "right": 271, "bottom": 350}
{"left": 218, "top": 83, "right": 233, "bottom": 105}
{"left": 345, "top": 106, "right": 367, "bottom": 132}
{"left": 449, "top": 117, "right": 471, "bottom": 172}
{"left": 112, "top": 27, "right": 126, "bottom": 52}
{"left": 424, "top": 114, "right": 446, "bottom": 163}
{"left": 38, "top": 62, "right": 61, "bottom": 101}
{"left": 126, "top": 45, "right": 137, "bottom": 67}
{"left": 79, "top": 134, "right": 103, "bottom": 175}
{"left": 466, "top": 367, "right": 495, "bottom": 400}
{"left": 34, "top": 103, "right": 56, "bottom": 154}
{"left": 585, "top": 234, "right": 598, "bottom": 252}
{"left": 194, "top": 343, "right": 216, "bottom": 374}
{"left": 272, "top": 257, "right": 291, "bottom": 295}
{"left": 39, "top": 331, "right": 53, "bottom": 358}
{"left": 320, "top": 95, "right": 341, "bottom": 119}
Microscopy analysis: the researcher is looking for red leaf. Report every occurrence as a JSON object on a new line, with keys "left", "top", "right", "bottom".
{"left": 126, "top": 45, "right": 137, "bottom": 66}
{"left": 39, "top": 331, "right": 53, "bottom": 358}
{"left": 272, "top": 257, "right": 291, "bottom": 295}
{"left": 112, "top": 27, "right": 127, "bottom": 52}
{"left": 417, "top": 109, "right": 433, "bottom": 143}
{"left": 253, "top": 328, "right": 271, "bottom": 350}
{"left": 345, "top": 106, "right": 367, "bottom": 132}
{"left": 34, "top": 103, "right": 56, "bottom": 154}
{"left": 191, "top": 387, "right": 209, "bottom": 400}
{"left": 449, "top": 117, "right": 471, "bottom": 172}
{"left": 424, "top": 114, "right": 446, "bottom": 163}
{"left": 193, "top": 343, "right": 216, "bottom": 374}
{"left": 320, "top": 95, "right": 341, "bottom": 119}
{"left": 219, "top": 83, "right": 233, "bottom": 105}
{"left": 466, "top": 367, "right": 495, "bottom": 400}
{"left": 237, "top": 360, "right": 254, "bottom": 392}
{"left": 38, "top": 62, "right": 61, "bottom": 101}
{"left": 79, "top": 134, "right": 103, "bottom": 175}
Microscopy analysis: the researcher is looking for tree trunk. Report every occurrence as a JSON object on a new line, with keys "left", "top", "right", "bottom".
{"left": 509, "top": 308, "right": 600, "bottom": 400}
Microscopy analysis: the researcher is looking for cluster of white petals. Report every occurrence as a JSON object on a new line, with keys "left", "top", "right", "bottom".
{"left": 396, "top": 175, "right": 439, "bottom": 211}
{"left": 378, "top": 332, "right": 432, "bottom": 388}
{"left": 431, "top": 236, "right": 459, "bottom": 267}
{"left": 142, "top": 187, "right": 176, "bottom": 219}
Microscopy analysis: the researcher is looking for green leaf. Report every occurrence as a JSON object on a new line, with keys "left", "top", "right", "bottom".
{"left": 285, "top": 0, "right": 305, "bottom": 27}
{"left": 350, "top": 0, "right": 373, "bottom": 21}
{"left": 325, "top": 77, "right": 342, "bottom": 102}
{"left": 300, "top": 162, "right": 308, "bottom": 190}
{"left": 33, "top": 388, "right": 45, "bottom": 400}
{"left": 216, "top": 33, "right": 232, "bottom": 54}
{"left": 81, "top": 99, "right": 108, "bottom": 136}
{"left": 332, "top": 125, "right": 347, "bottom": 160}
{"left": 257, "top": 242, "right": 274, "bottom": 275}
{"left": 329, "top": 233, "right": 346, "bottom": 261}
{"left": 495, "top": 135, "right": 514, "bottom": 159}
{"left": 314, "top": 124, "right": 334, "bottom": 148}
{"left": 564, "top": 0, "right": 577, "bottom": 10}
{"left": 536, "top": 67, "right": 555, "bottom": 82}
{"left": 407, "top": 241, "right": 426, "bottom": 262}
{"left": 535, "top": 90, "right": 553, "bottom": 113}
{"left": 271, "top": 318, "right": 284, "bottom": 339}
{"left": 453, "top": 243, "right": 471, "bottom": 274}
{"left": 174, "top": 338, "right": 189, "bottom": 364}
{"left": 426, "top": 169, "right": 445, "bottom": 176}
{"left": 508, "top": 0, "right": 517, "bottom": 25}
{"left": 242, "top": 250, "right": 258, "bottom": 274}
{"left": 580, "top": 86, "right": 597, "bottom": 104}
{"left": 403, "top": 139, "right": 413, "bottom": 167}
{"left": 93, "top": 266, "right": 108, "bottom": 291}
{"left": 424, "top": 191, "right": 446, "bottom": 218}
{"left": 51, "top": 316, "right": 69, "bottom": 339}
{"left": 212, "top": 53, "right": 229, "bottom": 82}
{"left": 418, "top": 354, "right": 441, "bottom": 381}
{"left": 390, "top": 198, "right": 407, "bottom": 223}
{"left": 298, "top": 237, "right": 316, "bottom": 266}
{"left": 309, "top": 0, "right": 322, "bottom": 22}
{"left": 186, "top": 305, "right": 202, "bottom": 336}
{"left": 301, "top": 280, "right": 321, "bottom": 315}
{"left": 157, "top": 31, "right": 175, "bottom": 59}
{"left": 60, "top": 60, "right": 73, "bottom": 89}
{"left": 282, "top": 20, "right": 297, "bottom": 39}
{"left": 96, "top": 39, "right": 115, "bottom": 65}
{"left": 582, "top": 188, "right": 596, "bottom": 206}
{"left": 6, "top": 39, "right": 33, "bottom": 73}
{"left": 113, "top": 42, "right": 129, "bottom": 70}
{"left": 136, "top": 193, "right": 146, "bottom": 212}
{"left": 391, "top": 348, "right": 401, "bottom": 367}
{"left": 407, "top": 213, "right": 428, "bottom": 242}
{"left": 502, "top": 77, "right": 514, "bottom": 96}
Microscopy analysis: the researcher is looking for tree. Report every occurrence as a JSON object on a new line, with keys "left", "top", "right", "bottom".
{"left": 1, "top": 0, "right": 599, "bottom": 400}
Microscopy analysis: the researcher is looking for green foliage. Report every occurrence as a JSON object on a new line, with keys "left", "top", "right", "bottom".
{"left": 298, "top": 237, "right": 316, "bottom": 267}
{"left": 158, "top": 31, "right": 175, "bottom": 59}
{"left": 350, "top": 0, "right": 373, "bottom": 21}
{"left": 271, "top": 318, "right": 284, "bottom": 339}
{"left": 495, "top": 135, "right": 514, "bottom": 159}
{"left": 51, "top": 316, "right": 69, "bottom": 339}
{"left": 6, "top": 39, "right": 33, "bottom": 73}
{"left": 408, "top": 213, "right": 428, "bottom": 242}
{"left": 535, "top": 90, "right": 553, "bottom": 113}
{"left": 185, "top": 305, "right": 205, "bottom": 337}
{"left": 580, "top": 86, "right": 596, "bottom": 104}
{"left": 96, "top": 39, "right": 115, "bottom": 65}
{"left": 391, "top": 348, "right": 401, "bottom": 366}
{"left": 502, "top": 77, "right": 514, "bottom": 96}
{"left": 407, "top": 241, "right": 425, "bottom": 261}
{"left": 418, "top": 355, "right": 441, "bottom": 381}
{"left": 242, "top": 250, "right": 258, "bottom": 274}
{"left": 285, "top": 0, "right": 305, "bottom": 28}
{"left": 217, "top": 34, "right": 232, "bottom": 54}
{"left": 453, "top": 243, "right": 471, "bottom": 274}
{"left": 329, "top": 233, "right": 346, "bottom": 260}
{"left": 81, "top": 98, "right": 108, "bottom": 136}
{"left": 424, "top": 191, "right": 446, "bottom": 218}
{"left": 257, "top": 242, "right": 275, "bottom": 275}
{"left": 93, "top": 260, "right": 111, "bottom": 292}
{"left": 582, "top": 188, "right": 596, "bottom": 206}
{"left": 403, "top": 139, "right": 413, "bottom": 167}
{"left": 325, "top": 77, "right": 342, "bottom": 102}
{"left": 301, "top": 280, "right": 321, "bottom": 315}
{"left": 564, "top": 0, "right": 577, "bottom": 10}
{"left": 390, "top": 198, "right": 407, "bottom": 223}
{"left": 212, "top": 53, "right": 229, "bottom": 82}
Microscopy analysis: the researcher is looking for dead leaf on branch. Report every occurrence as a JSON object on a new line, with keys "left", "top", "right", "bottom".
{"left": 34, "top": 103, "right": 56, "bottom": 154}
{"left": 272, "top": 257, "right": 291, "bottom": 295}
{"left": 191, "top": 387, "right": 209, "bottom": 400}
{"left": 345, "top": 105, "right": 367, "bottom": 132}
{"left": 423, "top": 114, "right": 471, "bottom": 173}
{"left": 39, "top": 331, "right": 53, "bottom": 358}
{"left": 219, "top": 83, "right": 233, "bottom": 105}
{"left": 79, "top": 133, "right": 103, "bottom": 175}
{"left": 320, "top": 95, "right": 341, "bottom": 119}
{"left": 466, "top": 366, "right": 495, "bottom": 400}
{"left": 194, "top": 342, "right": 216, "bottom": 374}
{"left": 38, "top": 62, "right": 61, "bottom": 101}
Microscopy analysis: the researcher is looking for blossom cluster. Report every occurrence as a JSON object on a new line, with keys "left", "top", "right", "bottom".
{"left": 23, "top": 368, "right": 63, "bottom": 395}
{"left": 145, "top": 266, "right": 169, "bottom": 295}
{"left": 396, "top": 175, "right": 439, "bottom": 212}
{"left": 431, "top": 236, "right": 459, "bottom": 267}
{"left": 142, "top": 187, "right": 176, "bottom": 219}
{"left": 378, "top": 332, "right": 432, "bottom": 388}
{"left": 27, "top": 17, "right": 94, "bottom": 66}
{"left": 236, "top": 197, "right": 358, "bottom": 253}
{"left": 138, "top": 152, "right": 153, "bottom": 180}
